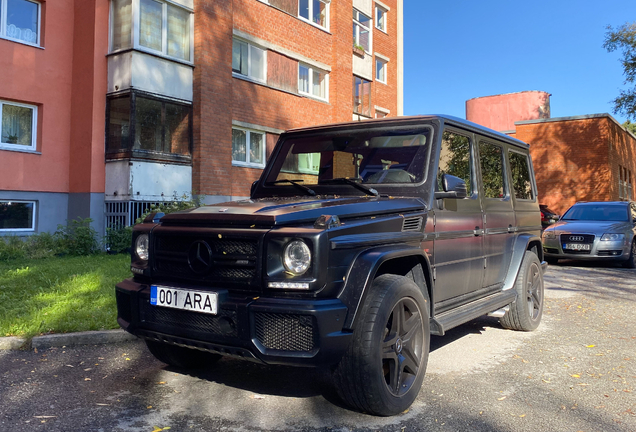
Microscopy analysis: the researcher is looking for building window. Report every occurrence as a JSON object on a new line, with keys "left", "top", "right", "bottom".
{"left": 106, "top": 91, "right": 192, "bottom": 162}
{"left": 110, "top": 0, "right": 193, "bottom": 62}
{"left": 375, "top": 107, "right": 389, "bottom": 118}
{"left": 353, "top": 8, "right": 371, "bottom": 52}
{"left": 232, "top": 127, "right": 265, "bottom": 168}
{"left": 0, "top": 200, "right": 35, "bottom": 231}
{"left": 298, "top": 0, "right": 328, "bottom": 29}
{"left": 619, "top": 165, "right": 633, "bottom": 201}
{"left": 0, "top": 100, "right": 37, "bottom": 151}
{"left": 353, "top": 76, "right": 372, "bottom": 117}
{"left": 232, "top": 38, "right": 266, "bottom": 83}
{"left": 375, "top": 58, "right": 387, "bottom": 83}
{"left": 298, "top": 64, "right": 327, "bottom": 100}
{"left": 375, "top": 4, "right": 387, "bottom": 32}
{"left": 0, "top": 0, "right": 40, "bottom": 46}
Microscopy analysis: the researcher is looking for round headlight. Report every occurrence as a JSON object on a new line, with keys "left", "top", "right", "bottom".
{"left": 135, "top": 234, "right": 149, "bottom": 261}
{"left": 283, "top": 240, "right": 311, "bottom": 275}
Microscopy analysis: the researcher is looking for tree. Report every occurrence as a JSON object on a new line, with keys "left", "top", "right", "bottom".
{"left": 623, "top": 120, "right": 636, "bottom": 134}
{"left": 604, "top": 23, "right": 636, "bottom": 120}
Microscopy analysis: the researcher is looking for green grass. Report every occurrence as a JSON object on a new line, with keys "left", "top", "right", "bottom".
{"left": 0, "top": 254, "right": 131, "bottom": 338}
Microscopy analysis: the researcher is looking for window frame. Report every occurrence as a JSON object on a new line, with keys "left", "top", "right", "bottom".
{"left": 0, "top": 0, "right": 41, "bottom": 47}
{"left": 478, "top": 140, "right": 508, "bottom": 200}
{"left": 232, "top": 38, "right": 267, "bottom": 84}
{"left": 353, "top": 8, "right": 372, "bottom": 53}
{"left": 298, "top": 63, "right": 328, "bottom": 102}
{"left": 375, "top": 4, "right": 387, "bottom": 33}
{"left": 297, "top": 0, "right": 329, "bottom": 31}
{"left": 231, "top": 126, "right": 267, "bottom": 168}
{"left": 0, "top": 99, "right": 38, "bottom": 152}
{"left": 508, "top": 149, "right": 535, "bottom": 201}
{"left": 353, "top": 75, "right": 372, "bottom": 117}
{"left": 0, "top": 199, "right": 36, "bottom": 232}
{"left": 109, "top": 0, "right": 194, "bottom": 64}
{"left": 375, "top": 57, "right": 387, "bottom": 84}
{"left": 105, "top": 90, "right": 193, "bottom": 163}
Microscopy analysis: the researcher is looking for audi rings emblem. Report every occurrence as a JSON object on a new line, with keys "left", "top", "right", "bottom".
{"left": 569, "top": 236, "right": 584, "bottom": 242}
{"left": 188, "top": 240, "right": 213, "bottom": 274}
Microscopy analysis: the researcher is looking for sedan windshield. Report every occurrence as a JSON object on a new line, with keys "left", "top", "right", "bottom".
{"left": 562, "top": 204, "right": 628, "bottom": 221}
{"left": 264, "top": 127, "right": 433, "bottom": 189}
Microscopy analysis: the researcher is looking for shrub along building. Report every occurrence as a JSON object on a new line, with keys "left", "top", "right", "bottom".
{"left": 467, "top": 91, "right": 636, "bottom": 215}
{"left": 0, "top": 0, "right": 404, "bottom": 237}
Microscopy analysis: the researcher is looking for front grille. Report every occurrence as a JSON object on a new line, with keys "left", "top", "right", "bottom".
{"left": 140, "top": 301, "right": 238, "bottom": 338}
{"left": 563, "top": 249, "right": 592, "bottom": 255}
{"left": 560, "top": 234, "right": 595, "bottom": 244}
{"left": 543, "top": 247, "right": 559, "bottom": 254}
{"left": 598, "top": 250, "right": 622, "bottom": 256}
{"left": 152, "top": 230, "right": 261, "bottom": 293}
{"left": 254, "top": 312, "right": 316, "bottom": 352}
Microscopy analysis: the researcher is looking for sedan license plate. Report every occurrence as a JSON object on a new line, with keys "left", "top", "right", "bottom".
{"left": 564, "top": 243, "right": 591, "bottom": 251}
{"left": 150, "top": 286, "right": 217, "bottom": 315}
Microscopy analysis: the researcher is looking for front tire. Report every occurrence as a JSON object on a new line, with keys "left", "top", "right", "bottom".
{"left": 622, "top": 240, "right": 636, "bottom": 269}
{"left": 500, "top": 251, "right": 544, "bottom": 331}
{"left": 145, "top": 340, "right": 222, "bottom": 369}
{"left": 332, "top": 274, "right": 430, "bottom": 416}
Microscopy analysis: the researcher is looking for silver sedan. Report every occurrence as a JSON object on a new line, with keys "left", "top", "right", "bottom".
{"left": 542, "top": 201, "right": 636, "bottom": 268}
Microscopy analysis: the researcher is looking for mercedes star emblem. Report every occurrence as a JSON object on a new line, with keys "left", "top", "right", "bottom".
{"left": 187, "top": 240, "right": 213, "bottom": 274}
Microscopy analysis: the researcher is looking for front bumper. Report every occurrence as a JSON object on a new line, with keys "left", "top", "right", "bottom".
{"left": 542, "top": 238, "right": 631, "bottom": 261}
{"left": 115, "top": 278, "right": 352, "bottom": 367}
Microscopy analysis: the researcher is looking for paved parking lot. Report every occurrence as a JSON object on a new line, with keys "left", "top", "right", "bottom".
{"left": 1, "top": 261, "right": 635, "bottom": 431}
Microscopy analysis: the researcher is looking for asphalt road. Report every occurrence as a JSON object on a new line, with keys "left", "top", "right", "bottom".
{"left": 1, "top": 262, "right": 635, "bottom": 432}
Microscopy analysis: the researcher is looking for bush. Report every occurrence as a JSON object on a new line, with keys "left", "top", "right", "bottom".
{"left": 54, "top": 218, "right": 99, "bottom": 256}
{"left": 105, "top": 225, "right": 133, "bottom": 254}
{"left": 0, "top": 236, "right": 27, "bottom": 260}
{"left": 136, "top": 193, "right": 203, "bottom": 224}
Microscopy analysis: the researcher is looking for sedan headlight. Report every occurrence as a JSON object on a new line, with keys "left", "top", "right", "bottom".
{"left": 283, "top": 240, "right": 311, "bottom": 275}
{"left": 600, "top": 233, "right": 625, "bottom": 241}
{"left": 542, "top": 231, "right": 556, "bottom": 239}
{"left": 135, "top": 234, "right": 149, "bottom": 261}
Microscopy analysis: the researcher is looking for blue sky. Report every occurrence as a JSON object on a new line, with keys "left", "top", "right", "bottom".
{"left": 403, "top": 1, "right": 634, "bottom": 124}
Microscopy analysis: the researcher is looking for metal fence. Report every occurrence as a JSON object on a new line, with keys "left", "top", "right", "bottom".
{"left": 104, "top": 201, "right": 164, "bottom": 230}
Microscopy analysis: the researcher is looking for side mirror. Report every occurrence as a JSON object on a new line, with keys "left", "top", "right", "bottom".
{"left": 434, "top": 174, "right": 467, "bottom": 199}
{"left": 250, "top": 180, "right": 258, "bottom": 198}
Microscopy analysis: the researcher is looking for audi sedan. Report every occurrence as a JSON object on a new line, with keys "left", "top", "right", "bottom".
{"left": 542, "top": 201, "right": 636, "bottom": 267}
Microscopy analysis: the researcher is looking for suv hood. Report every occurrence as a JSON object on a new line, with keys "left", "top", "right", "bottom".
{"left": 159, "top": 196, "right": 426, "bottom": 226}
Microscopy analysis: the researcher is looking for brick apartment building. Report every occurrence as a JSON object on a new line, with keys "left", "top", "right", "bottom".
{"left": 0, "top": 0, "right": 404, "bottom": 236}
{"left": 467, "top": 91, "right": 636, "bottom": 215}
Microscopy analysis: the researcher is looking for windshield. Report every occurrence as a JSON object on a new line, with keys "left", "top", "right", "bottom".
{"left": 562, "top": 204, "right": 628, "bottom": 221}
{"left": 264, "top": 127, "right": 433, "bottom": 189}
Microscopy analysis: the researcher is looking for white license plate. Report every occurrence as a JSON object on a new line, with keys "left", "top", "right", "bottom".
{"left": 150, "top": 286, "right": 218, "bottom": 315}
{"left": 564, "top": 243, "right": 591, "bottom": 251}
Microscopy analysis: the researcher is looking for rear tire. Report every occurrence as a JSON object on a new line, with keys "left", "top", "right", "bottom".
{"left": 500, "top": 251, "right": 544, "bottom": 331}
{"left": 332, "top": 274, "right": 430, "bottom": 416}
{"left": 145, "top": 340, "right": 222, "bottom": 369}
{"left": 622, "top": 240, "right": 636, "bottom": 269}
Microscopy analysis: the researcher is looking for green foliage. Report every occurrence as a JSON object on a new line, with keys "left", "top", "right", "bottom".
{"left": 479, "top": 142, "right": 505, "bottom": 198}
{"left": 623, "top": 120, "right": 636, "bottom": 134}
{"left": 604, "top": 23, "right": 636, "bottom": 120}
{"left": 105, "top": 225, "right": 133, "bottom": 254}
{"left": 439, "top": 131, "right": 472, "bottom": 192}
{"left": 0, "top": 254, "right": 129, "bottom": 338}
{"left": 0, "top": 232, "right": 62, "bottom": 260}
{"left": 136, "top": 193, "right": 203, "bottom": 224}
{"left": 54, "top": 218, "right": 99, "bottom": 256}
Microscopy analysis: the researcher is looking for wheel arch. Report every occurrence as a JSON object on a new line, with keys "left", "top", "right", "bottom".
{"left": 337, "top": 244, "right": 433, "bottom": 330}
{"left": 503, "top": 233, "right": 544, "bottom": 291}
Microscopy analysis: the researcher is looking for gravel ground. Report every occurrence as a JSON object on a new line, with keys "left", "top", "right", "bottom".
{"left": 0, "top": 261, "right": 634, "bottom": 432}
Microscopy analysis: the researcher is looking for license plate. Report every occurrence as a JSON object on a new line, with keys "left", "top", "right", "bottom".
{"left": 150, "top": 286, "right": 218, "bottom": 315}
{"left": 564, "top": 243, "right": 591, "bottom": 251}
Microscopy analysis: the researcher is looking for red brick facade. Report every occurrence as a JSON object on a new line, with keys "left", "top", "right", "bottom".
{"left": 192, "top": 0, "right": 401, "bottom": 200}
{"left": 513, "top": 116, "right": 636, "bottom": 215}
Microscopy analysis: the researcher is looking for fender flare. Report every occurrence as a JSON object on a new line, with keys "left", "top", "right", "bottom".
{"left": 337, "top": 244, "right": 432, "bottom": 330}
{"left": 502, "top": 233, "right": 543, "bottom": 291}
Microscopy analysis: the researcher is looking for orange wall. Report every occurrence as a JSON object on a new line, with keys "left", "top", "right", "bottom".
{"left": 0, "top": 0, "right": 108, "bottom": 194}
{"left": 467, "top": 91, "right": 551, "bottom": 132}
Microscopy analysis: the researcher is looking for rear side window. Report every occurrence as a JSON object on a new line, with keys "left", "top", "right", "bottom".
{"left": 438, "top": 131, "right": 472, "bottom": 193}
{"left": 479, "top": 141, "right": 506, "bottom": 199}
{"left": 509, "top": 151, "right": 534, "bottom": 200}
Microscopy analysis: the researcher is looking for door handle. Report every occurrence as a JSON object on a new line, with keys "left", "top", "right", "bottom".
{"left": 507, "top": 225, "right": 516, "bottom": 233}
{"left": 474, "top": 226, "right": 484, "bottom": 236}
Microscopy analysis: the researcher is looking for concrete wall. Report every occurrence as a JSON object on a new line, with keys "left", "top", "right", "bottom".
{"left": 466, "top": 91, "right": 551, "bottom": 133}
{"left": 0, "top": 191, "right": 69, "bottom": 236}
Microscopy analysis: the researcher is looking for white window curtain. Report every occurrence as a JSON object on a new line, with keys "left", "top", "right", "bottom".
{"left": 139, "top": 0, "right": 163, "bottom": 51}
{"left": 167, "top": 4, "right": 189, "bottom": 61}
{"left": 111, "top": 0, "right": 132, "bottom": 50}
{"left": 1, "top": 103, "right": 33, "bottom": 146}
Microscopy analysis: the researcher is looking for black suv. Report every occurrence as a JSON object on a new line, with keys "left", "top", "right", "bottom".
{"left": 116, "top": 115, "right": 546, "bottom": 416}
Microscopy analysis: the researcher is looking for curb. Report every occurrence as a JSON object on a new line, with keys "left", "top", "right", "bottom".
{"left": 0, "top": 329, "right": 138, "bottom": 351}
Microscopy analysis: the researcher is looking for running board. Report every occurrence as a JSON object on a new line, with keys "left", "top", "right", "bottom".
{"left": 430, "top": 290, "right": 517, "bottom": 336}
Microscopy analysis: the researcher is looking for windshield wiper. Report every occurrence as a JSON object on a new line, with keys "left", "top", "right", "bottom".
{"left": 266, "top": 179, "right": 316, "bottom": 196}
{"left": 321, "top": 177, "right": 378, "bottom": 197}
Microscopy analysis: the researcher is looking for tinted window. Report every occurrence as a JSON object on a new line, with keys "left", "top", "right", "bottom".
{"left": 479, "top": 142, "right": 505, "bottom": 199}
{"left": 509, "top": 151, "right": 534, "bottom": 200}
{"left": 562, "top": 204, "right": 629, "bottom": 221}
{"left": 438, "top": 131, "right": 472, "bottom": 193}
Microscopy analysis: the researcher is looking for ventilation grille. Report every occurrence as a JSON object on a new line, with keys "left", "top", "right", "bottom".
{"left": 402, "top": 216, "right": 423, "bottom": 232}
{"left": 254, "top": 313, "right": 316, "bottom": 352}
